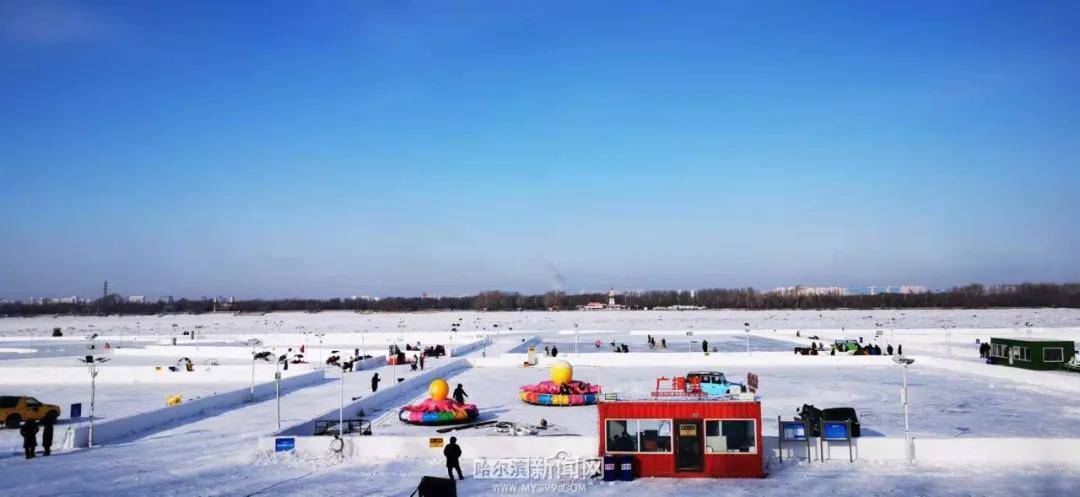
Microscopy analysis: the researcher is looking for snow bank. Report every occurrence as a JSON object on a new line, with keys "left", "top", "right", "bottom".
{"left": 506, "top": 336, "right": 543, "bottom": 354}
{"left": 471, "top": 351, "right": 894, "bottom": 368}
{"left": 913, "top": 355, "right": 1080, "bottom": 394}
{"left": 258, "top": 434, "right": 597, "bottom": 461}
{"left": 272, "top": 358, "right": 471, "bottom": 437}
{"left": 766, "top": 436, "right": 1080, "bottom": 464}
{"left": 0, "top": 364, "right": 317, "bottom": 385}
{"left": 450, "top": 337, "right": 492, "bottom": 357}
{"left": 68, "top": 369, "right": 326, "bottom": 448}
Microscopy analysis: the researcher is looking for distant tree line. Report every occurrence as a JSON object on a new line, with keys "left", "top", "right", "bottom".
{"left": 2, "top": 283, "right": 1078, "bottom": 317}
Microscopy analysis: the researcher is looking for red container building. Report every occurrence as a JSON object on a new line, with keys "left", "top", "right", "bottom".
{"left": 597, "top": 399, "right": 764, "bottom": 478}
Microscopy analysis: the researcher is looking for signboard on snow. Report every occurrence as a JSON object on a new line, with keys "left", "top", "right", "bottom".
{"left": 780, "top": 421, "right": 807, "bottom": 441}
{"left": 274, "top": 438, "right": 296, "bottom": 452}
{"left": 70, "top": 403, "right": 82, "bottom": 420}
{"left": 429, "top": 437, "right": 445, "bottom": 448}
{"left": 823, "top": 422, "right": 850, "bottom": 441}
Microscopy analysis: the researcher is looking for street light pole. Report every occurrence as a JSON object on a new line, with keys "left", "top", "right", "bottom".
{"left": 247, "top": 339, "right": 263, "bottom": 402}
{"left": 339, "top": 364, "right": 345, "bottom": 434}
{"left": 79, "top": 334, "right": 108, "bottom": 448}
{"left": 275, "top": 357, "right": 282, "bottom": 430}
{"left": 574, "top": 323, "right": 579, "bottom": 356}
{"left": 744, "top": 322, "right": 751, "bottom": 356}
{"left": 894, "top": 355, "right": 915, "bottom": 464}
{"left": 945, "top": 325, "right": 952, "bottom": 359}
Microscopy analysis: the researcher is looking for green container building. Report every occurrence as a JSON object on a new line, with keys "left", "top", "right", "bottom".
{"left": 988, "top": 338, "right": 1077, "bottom": 371}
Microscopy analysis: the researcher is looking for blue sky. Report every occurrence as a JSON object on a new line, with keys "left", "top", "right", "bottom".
{"left": 1, "top": 1, "right": 1078, "bottom": 298}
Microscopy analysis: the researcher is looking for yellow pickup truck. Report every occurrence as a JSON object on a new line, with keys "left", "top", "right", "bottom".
{"left": 1, "top": 396, "right": 61, "bottom": 428}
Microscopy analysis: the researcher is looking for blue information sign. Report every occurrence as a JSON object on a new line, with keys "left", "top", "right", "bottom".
{"left": 781, "top": 421, "right": 807, "bottom": 441}
{"left": 823, "top": 422, "right": 849, "bottom": 441}
{"left": 275, "top": 438, "right": 296, "bottom": 452}
{"left": 70, "top": 403, "right": 82, "bottom": 420}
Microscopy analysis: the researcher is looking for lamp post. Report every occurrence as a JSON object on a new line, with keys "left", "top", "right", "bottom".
{"left": 246, "top": 338, "right": 263, "bottom": 402}
{"left": 275, "top": 355, "right": 282, "bottom": 430}
{"left": 315, "top": 332, "right": 326, "bottom": 366}
{"left": 78, "top": 333, "right": 109, "bottom": 447}
{"left": 574, "top": 323, "right": 580, "bottom": 356}
{"left": 744, "top": 322, "right": 751, "bottom": 356}
{"left": 945, "top": 324, "right": 953, "bottom": 359}
{"left": 339, "top": 363, "right": 346, "bottom": 434}
{"left": 894, "top": 355, "right": 915, "bottom": 464}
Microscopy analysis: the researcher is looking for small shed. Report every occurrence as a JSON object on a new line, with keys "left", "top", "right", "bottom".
{"left": 597, "top": 398, "right": 764, "bottom": 478}
{"left": 988, "top": 338, "right": 1076, "bottom": 371}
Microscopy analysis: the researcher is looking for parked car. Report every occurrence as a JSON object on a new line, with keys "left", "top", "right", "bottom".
{"left": 0, "top": 396, "right": 61, "bottom": 428}
{"left": 686, "top": 371, "right": 746, "bottom": 395}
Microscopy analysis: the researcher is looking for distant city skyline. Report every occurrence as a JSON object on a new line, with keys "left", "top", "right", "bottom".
{"left": 2, "top": 1, "right": 1078, "bottom": 298}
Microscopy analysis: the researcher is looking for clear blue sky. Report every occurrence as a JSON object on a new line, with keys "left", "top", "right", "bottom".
{"left": 1, "top": 1, "right": 1078, "bottom": 299}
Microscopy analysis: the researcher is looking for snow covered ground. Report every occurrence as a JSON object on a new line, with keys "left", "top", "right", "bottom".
{"left": 3, "top": 308, "right": 1079, "bottom": 338}
{"left": 0, "top": 309, "right": 1076, "bottom": 496}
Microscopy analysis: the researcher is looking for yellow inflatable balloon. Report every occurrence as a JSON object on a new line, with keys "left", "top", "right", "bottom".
{"left": 429, "top": 378, "right": 449, "bottom": 401}
{"left": 550, "top": 360, "right": 573, "bottom": 385}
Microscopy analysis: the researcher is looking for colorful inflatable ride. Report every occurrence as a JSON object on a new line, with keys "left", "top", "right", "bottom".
{"left": 398, "top": 379, "right": 480, "bottom": 425}
{"left": 519, "top": 360, "right": 601, "bottom": 406}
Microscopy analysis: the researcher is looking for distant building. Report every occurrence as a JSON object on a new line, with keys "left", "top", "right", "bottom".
{"left": 772, "top": 286, "right": 849, "bottom": 297}
{"left": 899, "top": 285, "right": 927, "bottom": 294}
{"left": 579, "top": 288, "right": 627, "bottom": 311}
{"left": 128, "top": 295, "right": 146, "bottom": 304}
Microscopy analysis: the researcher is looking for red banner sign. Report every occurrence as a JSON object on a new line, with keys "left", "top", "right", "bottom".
{"left": 650, "top": 376, "right": 706, "bottom": 397}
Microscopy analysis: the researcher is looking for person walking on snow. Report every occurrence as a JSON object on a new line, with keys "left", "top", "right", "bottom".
{"left": 20, "top": 419, "right": 38, "bottom": 459}
{"left": 419, "top": 353, "right": 425, "bottom": 370}
{"left": 897, "top": 344, "right": 903, "bottom": 356}
{"left": 444, "top": 436, "right": 464, "bottom": 480}
{"left": 371, "top": 372, "right": 381, "bottom": 392}
{"left": 41, "top": 415, "right": 55, "bottom": 456}
{"left": 453, "top": 383, "right": 468, "bottom": 404}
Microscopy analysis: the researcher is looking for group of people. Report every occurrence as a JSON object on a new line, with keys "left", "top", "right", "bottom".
{"left": 542, "top": 345, "right": 560, "bottom": 357}
{"left": 794, "top": 341, "right": 903, "bottom": 356}
{"left": 18, "top": 418, "right": 55, "bottom": 459}
{"left": 646, "top": 335, "right": 667, "bottom": 349}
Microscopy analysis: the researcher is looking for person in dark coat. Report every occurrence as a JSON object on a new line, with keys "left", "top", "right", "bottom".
{"left": 419, "top": 353, "right": 425, "bottom": 370}
{"left": 550, "top": 345, "right": 558, "bottom": 357}
{"left": 41, "top": 416, "right": 55, "bottom": 456}
{"left": 444, "top": 436, "right": 464, "bottom": 480}
{"left": 20, "top": 420, "right": 38, "bottom": 459}
{"left": 702, "top": 340, "right": 709, "bottom": 353}
{"left": 897, "top": 344, "right": 903, "bottom": 356}
{"left": 887, "top": 344, "right": 894, "bottom": 355}
{"left": 453, "top": 384, "right": 468, "bottom": 404}
{"left": 371, "top": 372, "right": 381, "bottom": 392}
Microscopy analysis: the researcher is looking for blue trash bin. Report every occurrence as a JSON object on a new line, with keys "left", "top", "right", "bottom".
{"left": 603, "top": 455, "right": 618, "bottom": 481}
{"left": 619, "top": 456, "right": 634, "bottom": 481}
